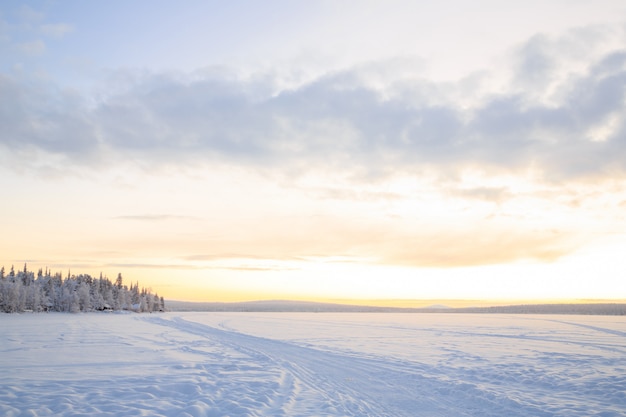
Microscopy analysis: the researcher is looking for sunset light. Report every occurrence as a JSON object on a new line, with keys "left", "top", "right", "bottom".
{"left": 2, "top": 1, "right": 626, "bottom": 306}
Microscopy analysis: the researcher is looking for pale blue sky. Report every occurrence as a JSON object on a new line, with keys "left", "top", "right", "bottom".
{"left": 4, "top": 1, "right": 624, "bottom": 83}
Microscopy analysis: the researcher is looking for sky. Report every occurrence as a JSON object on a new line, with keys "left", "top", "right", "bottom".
{"left": 2, "top": 1, "right": 626, "bottom": 305}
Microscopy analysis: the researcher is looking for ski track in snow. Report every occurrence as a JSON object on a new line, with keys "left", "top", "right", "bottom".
{"left": 1, "top": 312, "right": 625, "bottom": 416}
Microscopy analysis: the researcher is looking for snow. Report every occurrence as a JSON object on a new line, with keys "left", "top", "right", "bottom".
{"left": 1, "top": 312, "right": 625, "bottom": 416}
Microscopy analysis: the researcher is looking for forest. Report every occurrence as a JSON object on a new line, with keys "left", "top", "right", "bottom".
{"left": 0, "top": 264, "right": 164, "bottom": 313}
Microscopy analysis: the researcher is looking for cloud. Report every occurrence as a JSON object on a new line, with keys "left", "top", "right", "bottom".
{"left": 15, "top": 39, "right": 45, "bottom": 55}
{"left": 218, "top": 265, "right": 297, "bottom": 272}
{"left": 105, "top": 262, "right": 295, "bottom": 272}
{"left": 513, "top": 34, "right": 555, "bottom": 89}
{"left": 16, "top": 5, "right": 44, "bottom": 24}
{"left": 447, "top": 186, "right": 512, "bottom": 203}
{"left": 1, "top": 27, "right": 626, "bottom": 183}
{"left": 113, "top": 214, "right": 199, "bottom": 221}
{"left": 379, "top": 227, "right": 582, "bottom": 268}
{"left": 307, "top": 186, "right": 403, "bottom": 202}
{"left": 157, "top": 213, "right": 581, "bottom": 268}
{"left": 40, "top": 23, "right": 73, "bottom": 38}
{"left": 106, "top": 263, "right": 202, "bottom": 270}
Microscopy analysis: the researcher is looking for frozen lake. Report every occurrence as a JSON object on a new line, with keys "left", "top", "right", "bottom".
{"left": 1, "top": 312, "right": 625, "bottom": 416}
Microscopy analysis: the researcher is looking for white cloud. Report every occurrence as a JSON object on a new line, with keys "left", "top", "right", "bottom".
{"left": 16, "top": 5, "right": 44, "bottom": 24}
{"left": 40, "top": 23, "right": 73, "bottom": 38}
{"left": 15, "top": 39, "right": 45, "bottom": 55}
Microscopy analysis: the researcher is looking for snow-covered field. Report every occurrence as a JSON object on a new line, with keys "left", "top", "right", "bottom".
{"left": 1, "top": 312, "right": 625, "bottom": 416}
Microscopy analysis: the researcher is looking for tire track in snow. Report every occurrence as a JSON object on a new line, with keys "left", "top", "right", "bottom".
{"left": 146, "top": 315, "right": 549, "bottom": 417}
{"left": 542, "top": 318, "right": 626, "bottom": 338}
{"left": 150, "top": 316, "right": 393, "bottom": 416}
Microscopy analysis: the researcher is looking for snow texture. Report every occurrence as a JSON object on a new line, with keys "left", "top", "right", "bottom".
{"left": 1, "top": 312, "right": 625, "bottom": 416}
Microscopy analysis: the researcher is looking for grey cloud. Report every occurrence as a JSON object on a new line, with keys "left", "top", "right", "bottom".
{"left": 96, "top": 75, "right": 272, "bottom": 159}
{"left": 2, "top": 42, "right": 626, "bottom": 181}
{"left": 0, "top": 75, "right": 97, "bottom": 156}
{"left": 465, "top": 55, "right": 626, "bottom": 178}
{"left": 593, "top": 51, "right": 626, "bottom": 76}
{"left": 513, "top": 34, "right": 555, "bottom": 88}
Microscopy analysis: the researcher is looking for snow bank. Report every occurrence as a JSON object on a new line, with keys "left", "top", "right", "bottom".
{"left": 1, "top": 312, "right": 625, "bottom": 416}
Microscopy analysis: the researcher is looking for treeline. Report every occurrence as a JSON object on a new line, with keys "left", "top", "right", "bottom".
{"left": 0, "top": 264, "right": 164, "bottom": 313}
{"left": 447, "top": 303, "right": 626, "bottom": 315}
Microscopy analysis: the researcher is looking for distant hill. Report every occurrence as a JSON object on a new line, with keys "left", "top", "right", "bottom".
{"left": 166, "top": 299, "right": 407, "bottom": 312}
{"left": 166, "top": 300, "right": 626, "bottom": 315}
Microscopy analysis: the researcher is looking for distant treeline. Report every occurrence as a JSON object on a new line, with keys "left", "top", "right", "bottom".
{"left": 166, "top": 299, "right": 626, "bottom": 315}
{"left": 445, "top": 303, "right": 626, "bottom": 315}
{"left": 0, "top": 264, "right": 164, "bottom": 313}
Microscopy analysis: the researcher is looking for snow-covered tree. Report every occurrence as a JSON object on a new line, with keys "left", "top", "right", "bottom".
{"left": 0, "top": 265, "right": 165, "bottom": 313}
